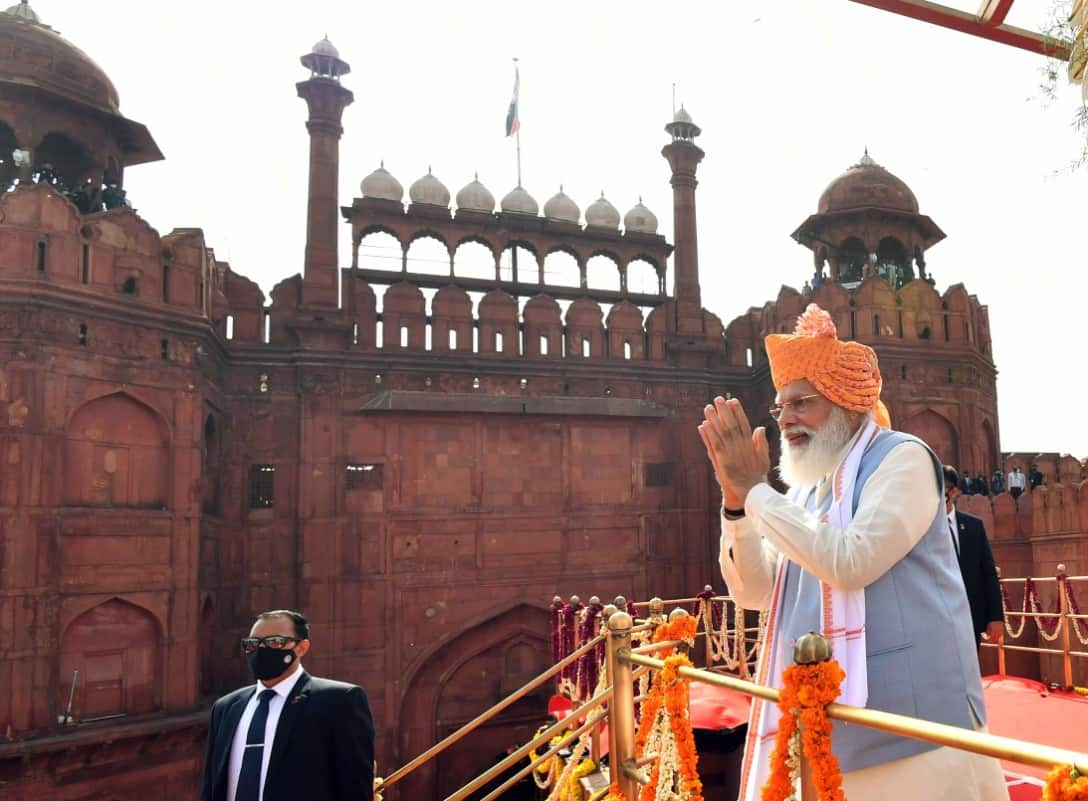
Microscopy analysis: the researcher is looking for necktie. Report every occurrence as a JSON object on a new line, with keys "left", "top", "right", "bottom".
{"left": 949, "top": 520, "right": 960, "bottom": 559}
{"left": 236, "top": 689, "right": 277, "bottom": 801}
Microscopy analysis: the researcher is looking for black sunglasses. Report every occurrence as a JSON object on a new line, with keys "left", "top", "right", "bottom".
{"left": 240, "top": 635, "right": 301, "bottom": 654}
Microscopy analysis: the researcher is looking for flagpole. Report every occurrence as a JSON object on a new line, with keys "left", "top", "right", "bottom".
{"left": 513, "top": 57, "right": 522, "bottom": 186}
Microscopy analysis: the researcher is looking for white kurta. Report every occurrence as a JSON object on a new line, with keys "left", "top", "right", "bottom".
{"left": 719, "top": 440, "right": 1009, "bottom": 801}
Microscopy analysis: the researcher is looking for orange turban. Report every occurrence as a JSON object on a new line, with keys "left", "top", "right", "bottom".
{"left": 765, "top": 304, "right": 890, "bottom": 427}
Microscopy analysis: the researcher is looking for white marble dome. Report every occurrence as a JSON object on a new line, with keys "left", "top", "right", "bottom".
{"left": 456, "top": 176, "right": 495, "bottom": 213}
{"left": 623, "top": 200, "right": 658, "bottom": 234}
{"left": 360, "top": 164, "right": 403, "bottom": 202}
{"left": 673, "top": 105, "right": 693, "bottom": 124}
{"left": 500, "top": 186, "right": 539, "bottom": 215}
{"left": 585, "top": 194, "right": 620, "bottom": 229}
{"left": 311, "top": 36, "right": 339, "bottom": 58}
{"left": 543, "top": 188, "right": 580, "bottom": 224}
{"left": 408, "top": 169, "right": 450, "bottom": 206}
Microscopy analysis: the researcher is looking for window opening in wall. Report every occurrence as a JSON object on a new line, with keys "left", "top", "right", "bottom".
{"left": 352, "top": 322, "right": 359, "bottom": 346}
{"left": 198, "top": 278, "right": 205, "bottom": 313}
{"left": 946, "top": 367, "right": 954, "bottom": 384}
{"left": 472, "top": 376, "right": 481, "bottom": 390}
{"left": 81, "top": 244, "right": 90, "bottom": 284}
{"left": 449, "top": 329, "right": 457, "bottom": 350}
{"left": 225, "top": 315, "right": 234, "bottom": 340}
{"left": 375, "top": 321, "right": 383, "bottom": 348}
{"left": 162, "top": 263, "right": 170, "bottom": 302}
{"left": 78, "top": 323, "right": 88, "bottom": 346}
{"left": 745, "top": 347, "right": 753, "bottom": 367}
{"left": 36, "top": 240, "right": 46, "bottom": 272}
{"left": 644, "top": 463, "right": 672, "bottom": 487}
{"left": 345, "top": 463, "right": 383, "bottom": 491}
{"left": 873, "top": 314, "right": 880, "bottom": 336}
{"left": 121, "top": 276, "right": 138, "bottom": 295}
{"left": 850, "top": 311, "right": 856, "bottom": 339}
{"left": 582, "top": 338, "right": 591, "bottom": 358}
{"left": 897, "top": 310, "right": 904, "bottom": 338}
{"left": 160, "top": 339, "right": 169, "bottom": 360}
{"left": 624, "top": 340, "right": 632, "bottom": 359}
{"left": 965, "top": 320, "right": 972, "bottom": 342}
{"left": 248, "top": 465, "right": 275, "bottom": 509}
{"left": 539, "top": 334, "right": 548, "bottom": 356}
{"left": 901, "top": 365, "right": 907, "bottom": 380}
{"left": 943, "top": 314, "right": 950, "bottom": 341}
{"left": 264, "top": 309, "right": 271, "bottom": 344}
{"left": 495, "top": 331, "right": 504, "bottom": 352}
{"left": 400, "top": 324, "right": 408, "bottom": 348}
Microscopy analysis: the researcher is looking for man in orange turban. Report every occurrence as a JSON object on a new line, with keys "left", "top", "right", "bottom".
{"left": 699, "top": 304, "right": 1007, "bottom": 801}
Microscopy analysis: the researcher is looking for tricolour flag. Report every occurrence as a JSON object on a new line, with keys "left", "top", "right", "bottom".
{"left": 505, "top": 64, "right": 520, "bottom": 137}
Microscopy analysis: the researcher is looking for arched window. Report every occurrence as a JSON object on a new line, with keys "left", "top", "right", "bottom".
{"left": 498, "top": 244, "right": 538, "bottom": 283}
{"left": 875, "top": 237, "right": 913, "bottom": 289}
{"left": 586, "top": 254, "right": 621, "bottom": 292}
{"left": 0, "top": 122, "right": 18, "bottom": 188}
{"left": 626, "top": 258, "right": 661, "bottom": 296}
{"left": 543, "top": 250, "right": 581, "bottom": 288}
{"left": 453, "top": 240, "right": 495, "bottom": 281}
{"left": 36, "top": 131, "right": 91, "bottom": 188}
{"left": 357, "top": 231, "right": 403, "bottom": 272}
{"left": 405, "top": 235, "right": 450, "bottom": 277}
{"left": 838, "top": 238, "right": 867, "bottom": 284}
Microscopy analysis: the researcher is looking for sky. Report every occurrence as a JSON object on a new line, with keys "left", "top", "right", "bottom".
{"left": 39, "top": 0, "right": 1087, "bottom": 456}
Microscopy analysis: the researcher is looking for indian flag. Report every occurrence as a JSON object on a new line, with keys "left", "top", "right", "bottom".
{"left": 505, "top": 64, "right": 520, "bottom": 137}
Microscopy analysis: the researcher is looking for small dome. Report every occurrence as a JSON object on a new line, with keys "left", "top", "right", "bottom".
{"left": 4, "top": 1, "right": 39, "bottom": 22}
{"left": 817, "top": 150, "right": 919, "bottom": 214}
{"left": 311, "top": 36, "right": 339, "bottom": 58}
{"left": 500, "top": 186, "right": 539, "bottom": 215}
{"left": 585, "top": 193, "right": 620, "bottom": 228}
{"left": 543, "top": 187, "right": 580, "bottom": 223}
{"left": 623, "top": 200, "right": 658, "bottom": 234}
{"left": 408, "top": 169, "right": 450, "bottom": 207}
{"left": 360, "top": 164, "right": 403, "bottom": 202}
{"left": 673, "top": 106, "right": 693, "bottom": 124}
{"left": 455, "top": 175, "right": 495, "bottom": 213}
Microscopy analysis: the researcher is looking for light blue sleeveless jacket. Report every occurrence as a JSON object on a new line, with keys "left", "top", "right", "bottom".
{"left": 775, "top": 430, "right": 985, "bottom": 773}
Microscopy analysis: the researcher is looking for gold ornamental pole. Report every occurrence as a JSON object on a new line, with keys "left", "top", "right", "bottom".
{"left": 1058, "top": 564, "right": 1074, "bottom": 689}
{"left": 605, "top": 609, "right": 639, "bottom": 800}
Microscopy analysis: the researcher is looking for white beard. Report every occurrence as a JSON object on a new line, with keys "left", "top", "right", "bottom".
{"left": 777, "top": 406, "right": 858, "bottom": 489}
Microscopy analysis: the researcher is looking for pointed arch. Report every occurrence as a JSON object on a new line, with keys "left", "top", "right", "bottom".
{"left": 64, "top": 392, "right": 170, "bottom": 508}
{"left": 59, "top": 597, "right": 162, "bottom": 719}
{"left": 398, "top": 602, "right": 550, "bottom": 801}
{"left": 900, "top": 408, "right": 959, "bottom": 466}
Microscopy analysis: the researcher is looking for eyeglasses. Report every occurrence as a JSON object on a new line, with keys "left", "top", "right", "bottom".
{"left": 240, "top": 635, "right": 301, "bottom": 653}
{"left": 768, "top": 393, "right": 824, "bottom": 421}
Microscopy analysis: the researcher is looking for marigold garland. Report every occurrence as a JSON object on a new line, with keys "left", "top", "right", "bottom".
{"left": 1043, "top": 764, "right": 1088, "bottom": 801}
{"left": 761, "top": 660, "right": 846, "bottom": 801}
{"left": 632, "top": 649, "right": 704, "bottom": 801}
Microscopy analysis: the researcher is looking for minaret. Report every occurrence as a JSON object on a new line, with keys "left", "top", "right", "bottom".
{"left": 661, "top": 106, "right": 704, "bottom": 334}
{"left": 296, "top": 37, "right": 353, "bottom": 309}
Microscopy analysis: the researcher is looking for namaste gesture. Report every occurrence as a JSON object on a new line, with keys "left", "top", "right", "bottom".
{"left": 697, "top": 396, "right": 770, "bottom": 510}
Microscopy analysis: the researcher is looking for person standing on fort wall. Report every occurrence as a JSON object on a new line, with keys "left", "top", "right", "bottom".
{"left": 700, "top": 304, "right": 1008, "bottom": 801}
{"left": 200, "top": 610, "right": 375, "bottom": 801}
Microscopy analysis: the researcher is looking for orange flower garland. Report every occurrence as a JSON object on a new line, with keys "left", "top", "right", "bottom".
{"left": 1043, "top": 764, "right": 1088, "bottom": 801}
{"left": 761, "top": 660, "right": 846, "bottom": 801}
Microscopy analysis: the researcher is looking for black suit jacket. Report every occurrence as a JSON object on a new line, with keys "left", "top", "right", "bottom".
{"left": 953, "top": 510, "right": 1003, "bottom": 644}
{"left": 200, "top": 671, "right": 374, "bottom": 801}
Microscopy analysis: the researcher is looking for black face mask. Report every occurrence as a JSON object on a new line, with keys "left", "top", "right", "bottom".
{"left": 246, "top": 646, "right": 297, "bottom": 682}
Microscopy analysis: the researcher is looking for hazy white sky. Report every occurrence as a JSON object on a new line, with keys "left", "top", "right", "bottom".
{"left": 43, "top": 0, "right": 1086, "bottom": 456}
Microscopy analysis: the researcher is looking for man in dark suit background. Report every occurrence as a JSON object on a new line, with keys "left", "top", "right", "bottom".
{"left": 943, "top": 466, "right": 1005, "bottom": 649}
{"left": 200, "top": 610, "right": 375, "bottom": 801}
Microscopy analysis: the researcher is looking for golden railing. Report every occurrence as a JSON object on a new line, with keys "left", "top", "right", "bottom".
{"left": 985, "top": 565, "right": 1088, "bottom": 689}
{"left": 377, "top": 579, "right": 1088, "bottom": 801}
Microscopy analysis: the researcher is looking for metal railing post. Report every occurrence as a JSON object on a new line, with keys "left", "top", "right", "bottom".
{"left": 792, "top": 633, "right": 830, "bottom": 801}
{"left": 605, "top": 609, "right": 638, "bottom": 800}
{"left": 1058, "top": 564, "right": 1073, "bottom": 689}
{"left": 593, "top": 602, "right": 617, "bottom": 765}
{"left": 996, "top": 566, "right": 1007, "bottom": 676}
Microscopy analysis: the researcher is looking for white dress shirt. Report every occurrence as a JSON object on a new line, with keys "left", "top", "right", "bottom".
{"left": 227, "top": 664, "right": 305, "bottom": 801}
{"left": 947, "top": 507, "right": 960, "bottom": 555}
{"left": 719, "top": 439, "right": 938, "bottom": 607}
